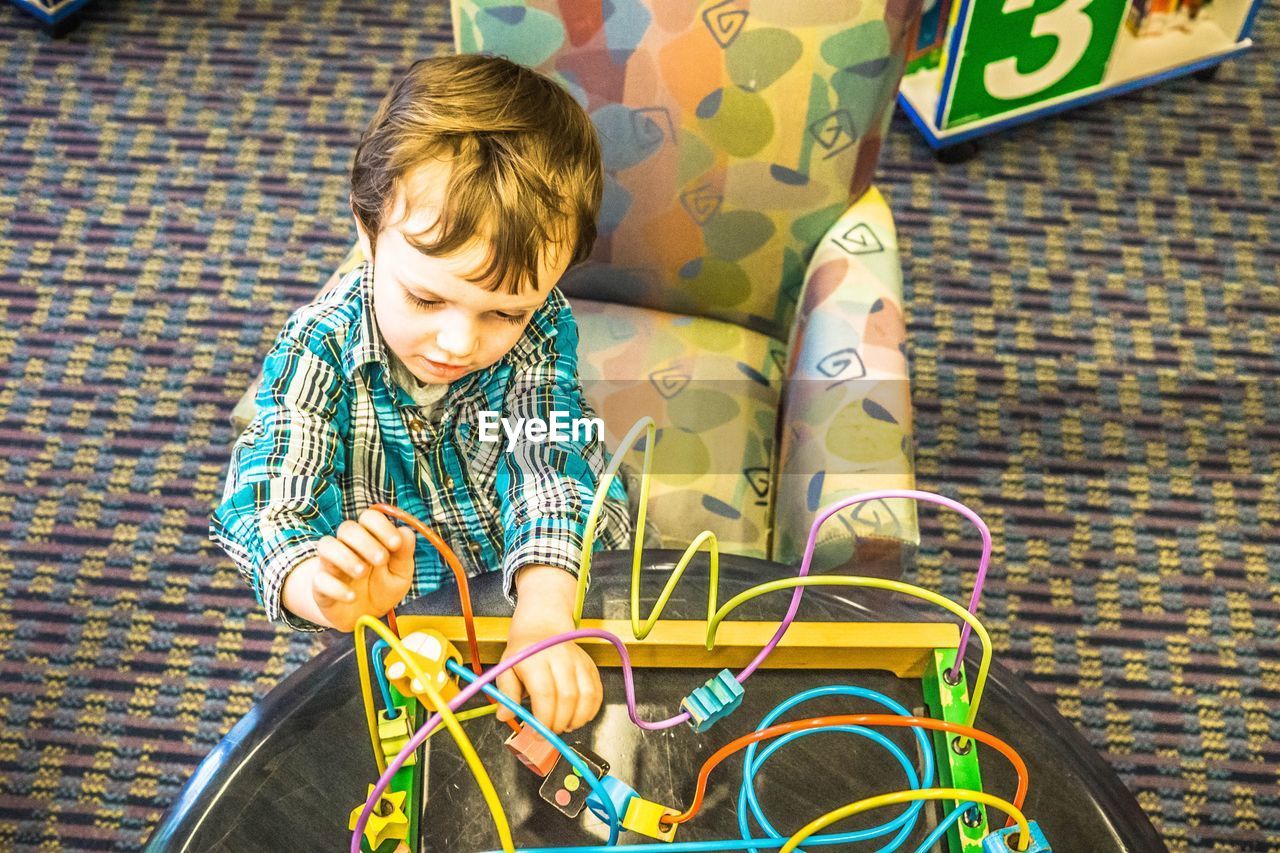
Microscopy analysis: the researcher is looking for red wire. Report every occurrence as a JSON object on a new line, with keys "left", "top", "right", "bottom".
{"left": 665, "top": 714, "right": 1029, "bottom": 828}
{"left": 370, "top": 503, "right": 520, "bottom": 732}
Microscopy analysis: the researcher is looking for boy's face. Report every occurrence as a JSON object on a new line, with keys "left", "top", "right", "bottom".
{"left": 355, "top": 160, "right": 569, "bottom": 385}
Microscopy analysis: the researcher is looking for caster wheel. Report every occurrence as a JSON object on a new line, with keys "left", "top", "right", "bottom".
{"left": 936, "top": 140, "right": 979, "bottom": 164}
{"left": 1192, "top": 64, "right": 1221, "bottom": 82}
{"left": 41, "top": 14, "right": 82, "bottom": 38}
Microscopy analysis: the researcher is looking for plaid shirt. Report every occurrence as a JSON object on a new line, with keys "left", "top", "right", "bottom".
{"left": 210, "top": 262, "right": 632, "bottom": 630}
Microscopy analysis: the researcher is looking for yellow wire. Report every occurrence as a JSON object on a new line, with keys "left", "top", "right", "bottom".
{"left": 633, "top": 529, "right": 720, "bottom": 640}
{"left": 455, "top": 703, "right": 498, "bottom": 722}
{"left": 576, "top": 416, "right": 652, "bottom": 626}
{"left": 355, "top": 619, "right": 386, "bottom": 771}
{"left": 707, "top": 576, "right": 993, "bottom": 732}
{"left": 355, "top": 616, "right": 515, "bottom": 853}
{"left": 780, "top": 788, "right": 1032, "bottom": 853}
{"left": 577, "top": 416, "right": 724, "bottom": 639}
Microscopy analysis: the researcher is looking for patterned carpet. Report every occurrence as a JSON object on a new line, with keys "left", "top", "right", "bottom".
{"left": 0, "top": 1, "right": 1275, "bottom": 851}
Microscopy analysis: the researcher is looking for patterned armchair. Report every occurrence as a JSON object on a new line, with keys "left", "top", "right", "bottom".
{"left": 234, "top": 0, "right": 922, "bottom": 573}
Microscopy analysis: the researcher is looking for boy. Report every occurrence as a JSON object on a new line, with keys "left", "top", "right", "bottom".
{"left": 210, "top": 54, "right": 633, "bottom": 735}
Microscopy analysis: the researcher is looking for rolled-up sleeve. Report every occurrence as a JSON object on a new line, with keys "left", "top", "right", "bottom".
{"left": 496, "top": 321, "right": 632, "bottom": 604}
{"left": 210, "top": 339, "right": 349, "bottom": 630}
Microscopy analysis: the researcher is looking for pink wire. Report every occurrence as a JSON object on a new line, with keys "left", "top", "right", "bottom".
{"left": 740, "top": 489, "right": 992, "bottom": 683}
{"left": 351, "top": 490, "right": 992, "bottom": 847}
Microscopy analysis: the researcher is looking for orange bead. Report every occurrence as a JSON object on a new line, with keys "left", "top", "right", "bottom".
{"left": 504, "top": 723, "right": 561, "bottom": 777}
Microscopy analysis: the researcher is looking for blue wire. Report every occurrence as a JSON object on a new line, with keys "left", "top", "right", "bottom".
{"left": 738, "top": 685, "right": 934, "bottom": 853}
{"left": 737, "top": 726, "right": 918, "bottom": 853}
{"left": 445, "top": 659, "right": 623, "bottom": 847}
{"left": 370, "top": 639, "right": 398, "bottom": 718}
{"left": 914, "top": 802, "right": 976, "bottom": 853}
{"left": 483, "top": 684, "right": 945, "bottom": 853}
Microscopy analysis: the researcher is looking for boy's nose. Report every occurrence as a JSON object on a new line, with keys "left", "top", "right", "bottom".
{"left": 435, "top": 324, "right": 478, "bottom": 360}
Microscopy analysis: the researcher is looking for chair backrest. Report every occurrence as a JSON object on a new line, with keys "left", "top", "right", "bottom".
{"left": 452, "top": 0, "right": 920, "bottom": 341}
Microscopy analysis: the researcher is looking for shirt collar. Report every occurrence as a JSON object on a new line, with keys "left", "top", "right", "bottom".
{"left": 342, "top": 261, "right": 387, "bottom": 380}
{"left": 341, "top": 259, "right": 565, "bottom": 388}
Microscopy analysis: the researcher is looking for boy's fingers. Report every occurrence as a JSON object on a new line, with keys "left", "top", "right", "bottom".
{"left": 317, "top": 536, "right": 368, "bottom": 581}
{"left": 549, "top": 657, "right": 578, "bottom": 734}
{"left": 569, "top": 658, "right": 603, "bottom": 731}
{"left": 358, "top": 508, "right": 406, "bottom": 553}
{"left": 384, "top": 529, "right": 415, "bottom": 579}
{"left": 495, "top": 666, "right": 522, "bottom": 722}
{"left": 337, "top": 519, "right": 389, "bottom": 568}
{"left": 312, "top": 569, "right": 355, "bottom": 605}
{"left": 520, "top": 662, "right": 559, "bottom": 733}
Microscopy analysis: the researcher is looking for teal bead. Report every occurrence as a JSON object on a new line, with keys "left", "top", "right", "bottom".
{"left": 585, "top": 774, "right": 638, "bottom": 824}
{"left": 982, "top": 820, "right": 1052, "bottom": 853}
{"left": 681, "top": 669, "right": 745, "bottom": 733}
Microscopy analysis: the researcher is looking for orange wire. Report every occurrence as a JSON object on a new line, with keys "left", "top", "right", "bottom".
{"left": 385, "top": 608, "right": 400, "bottom": 637}
{"left": 370, "top": 502, "right": 520, "bottom": 733}
{"left": 665, "top": 714, "right": 1029, "bottom": 828}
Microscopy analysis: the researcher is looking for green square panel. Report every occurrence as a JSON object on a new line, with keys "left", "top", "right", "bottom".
{"left": 942, "top": 0, "right": 1127, "bottom": 128}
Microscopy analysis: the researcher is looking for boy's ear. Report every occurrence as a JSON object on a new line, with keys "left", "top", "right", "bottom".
{"left": 352, "top": 203, "right": 374, "bottom": 262}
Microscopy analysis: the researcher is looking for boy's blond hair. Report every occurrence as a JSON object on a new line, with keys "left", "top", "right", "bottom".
{"left": 350, "top": 54, "right": 603, "bottom": 294}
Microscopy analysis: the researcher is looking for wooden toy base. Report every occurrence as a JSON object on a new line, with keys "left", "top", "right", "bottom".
{"left": 398, "top": 615, "right": 960, "bottom": 678}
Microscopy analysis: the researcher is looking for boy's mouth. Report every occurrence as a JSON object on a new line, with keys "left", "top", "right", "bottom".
{"left": 419, "top": 356, "right": 469, "bottom": 378}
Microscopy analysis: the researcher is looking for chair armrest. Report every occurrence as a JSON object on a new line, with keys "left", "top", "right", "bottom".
{"left": 771, "top": 187, "right": 918, "bottom": 572}
{"left": 229, "top": 243, "right": 365, "bottom": 432}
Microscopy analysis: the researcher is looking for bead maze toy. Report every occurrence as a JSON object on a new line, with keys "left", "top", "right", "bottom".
{"left": 346, "top": 418, "right": 1052, "bottom": 852}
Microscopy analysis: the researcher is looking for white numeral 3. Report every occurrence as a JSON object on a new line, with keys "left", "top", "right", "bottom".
{"left": 983, "top": 0, "right": 1094, "bottom": 99}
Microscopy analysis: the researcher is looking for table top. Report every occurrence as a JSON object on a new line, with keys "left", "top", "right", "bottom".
{"left": 147, "top": 551, "right": 1166, "bottom": 852}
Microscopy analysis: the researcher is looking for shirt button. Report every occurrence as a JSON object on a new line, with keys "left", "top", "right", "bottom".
{"left": 409, "top": 417, "right": 425, "bottom": 431}
{"left": 468, "top": 542, "right": 481, "bottom": 554}
{"left": 446, "top": 477, "right": 455, "bottom": 489}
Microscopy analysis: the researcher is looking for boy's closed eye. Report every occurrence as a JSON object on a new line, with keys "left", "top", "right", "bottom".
{"left": 400, "top": 285, "right": 529, "bottom": 326}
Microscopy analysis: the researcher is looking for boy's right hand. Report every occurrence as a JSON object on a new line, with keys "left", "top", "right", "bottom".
{"left": 284, "top": 508, "right": 416, "bottom": 631}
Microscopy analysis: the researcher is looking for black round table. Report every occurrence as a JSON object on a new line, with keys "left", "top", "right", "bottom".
{"left": 146, "top": 552, "right": 1166, "bottom": 852}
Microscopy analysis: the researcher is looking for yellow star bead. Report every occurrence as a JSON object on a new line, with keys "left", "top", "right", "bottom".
{"left": 348, "top": 785, "right": 410, "bottom": 848}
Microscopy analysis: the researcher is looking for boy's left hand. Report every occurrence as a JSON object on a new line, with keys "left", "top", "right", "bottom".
{"left": 495, "top": 565, "right": 603, "bottom": 734}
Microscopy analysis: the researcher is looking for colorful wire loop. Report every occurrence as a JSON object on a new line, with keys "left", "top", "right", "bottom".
{"left": 346, "top": 422, "right": 1026, "bottom": 853}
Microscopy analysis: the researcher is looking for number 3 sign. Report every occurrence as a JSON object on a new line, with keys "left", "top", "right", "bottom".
{"left": 941, "top": 0, "right": 1128, "bottom": 128}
